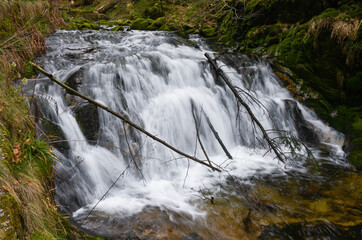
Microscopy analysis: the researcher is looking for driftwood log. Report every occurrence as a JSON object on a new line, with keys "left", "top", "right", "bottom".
{"left": 30, "top": 62, "right": 221, "bottom": 172}
{"left": 204, "top": 53, "right": 284, "bottom": 163}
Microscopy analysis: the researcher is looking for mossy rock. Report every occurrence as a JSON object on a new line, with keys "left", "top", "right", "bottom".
{"left": 144, "top": 4, "right": 164, "bottom": 20}
{"left": 0, "top": 194, "right": 23, "bottom": 239}
{"left": 185, "top": 28, "right": 196, "bottom": 34}
{"left": 218, "top": 34, "right": 236, "bottom": 46}
{"left": 345, "top": 72, "right": 362, "bottom": 106}
{"left": 200, "top": 27, "right": 217, "bottom": 38}
{"left": 121, "top": 20, "right": 132, "bottom": 26}
{"left": 159, "top": 25, "right": 177, "bottom": 31}
{"left": 68, "top": 19, "right": 100, "bottom": 30}
{"left": 112, "top": 25, "right": 125, "bottom": 31}
{"left": 146, "top": 17, "right": 165, "bottom": 31}
{"left": 41, "top": 119, "right": 69, "bottom": 152}
{"left": 349, "top": 118, "right": 362, "bottom": 170}
{"left": 99, "top": 20, "right": 117, "bottom": 26}
{"left": 349, "top": 141, "right": 362, "bottom": 170}
{"left": 78, "top": 22, "right": 100, "bottom": 30}
{"left": 131, "top": 18, "right": 154, "bottom": 30}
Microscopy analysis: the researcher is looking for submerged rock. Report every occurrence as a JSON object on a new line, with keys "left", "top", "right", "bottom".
{"left": 259, "top": 221, "right": 362, "bottom": 240}
{"left": 180, "top": 232, "right": 203, "bottom": 240}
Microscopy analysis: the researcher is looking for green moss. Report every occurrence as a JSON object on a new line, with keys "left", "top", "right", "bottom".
{"left": 146, "top": 17, "right": 165, "bottom": 31}
{"left": 24, "top": 61, "right": 36, "bottom": 79}
{"left": 348, "top": 118, "right": 362, "bottom": 169}
{"left": 201, "top": 27, "right": 217, "bottom": 37}
{"left": 112, "top": 25, "right": 124, "bottom": 31}
{"left": 349, "top": 141, "right": 362, "bottom": 170}
{"left": 144, "top": 3, "right": 164, "bottom": 20}
{"left": 159, "top": 25, "right": 172, "bottom": 31}
{"left": 67, "top": 19, "right": 100, "bottom": 30}
{"left": 0, "top": 194, "right": 23, "bottom": 239}
{"left": 131, "top": 18, "right": 153, "bottom": 30}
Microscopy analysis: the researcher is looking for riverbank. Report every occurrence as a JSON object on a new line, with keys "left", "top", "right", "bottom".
{"left": 0, "top": 0, "right": 102, "bottom": 239}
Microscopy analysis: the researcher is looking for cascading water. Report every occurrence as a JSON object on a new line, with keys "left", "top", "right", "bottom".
{"left": 30, "top": 30, "right": 353, "bottom": 239}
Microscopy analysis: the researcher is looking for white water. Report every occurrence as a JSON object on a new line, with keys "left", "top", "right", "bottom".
{"left": 32, "top": 30, "right": 345, "bottom": 232}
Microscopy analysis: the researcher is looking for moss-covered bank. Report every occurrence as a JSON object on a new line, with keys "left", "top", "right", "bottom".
{"left": 213, "top": 0, "right": 362, "bottom": 169}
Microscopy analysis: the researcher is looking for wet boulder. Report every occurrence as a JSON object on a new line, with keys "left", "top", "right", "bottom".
{"left": 284, "top": 100, "right": 320, "bottom": 144}
{"left": 74, "top": 103, "right": 100, "bottom": 144}
{"left": 64, "top": 67, "right": 84, "bottom": 93}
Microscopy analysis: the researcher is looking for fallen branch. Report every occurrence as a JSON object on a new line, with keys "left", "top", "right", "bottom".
{"left": 204, "top": 112, "right": 233, "bottom": 159}
{"left": 30, "top": 61, "right": 221, "bottom": 172}
{"left": 204, "top": 53, "right": 284, "bottom": 163}
{"left": 191, "top": 104, "right": 213, "bottom": 167}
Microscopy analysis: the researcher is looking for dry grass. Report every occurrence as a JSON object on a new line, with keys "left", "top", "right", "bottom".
{"left": 308, "top": 11, "right": 361, "bottom": 66}
{"left": 0, "top": 0, "right": 66, "bottom": 81}
{"left": 0, "top": 122, "right": 66, "bottom": 238}
{"left": 331, "top": 18, "right": 361, "bottom": 43}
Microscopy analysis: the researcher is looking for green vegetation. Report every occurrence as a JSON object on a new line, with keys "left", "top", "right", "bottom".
{"left": 0, "top": 0, "right": 105, "bottom": 239}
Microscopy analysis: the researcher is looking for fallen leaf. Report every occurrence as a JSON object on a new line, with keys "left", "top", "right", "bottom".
{"left": 1, "top": 185, "right": 10, "bottom": 192}
{"left": 24, "top": 138, "right": 31, "bottom": 144}
{"left": 25, "top": 181, "right": 31, "bottom": 184}
{"left": 12, "top": 148, "right": 21, "bottom": 163}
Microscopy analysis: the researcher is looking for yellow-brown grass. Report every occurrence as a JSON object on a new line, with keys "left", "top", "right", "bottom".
{"left": 0, "top": 0, "right": 66, "bottom": 82}
{"left": 308, "top": 13, "right": 361, "bottom": 66}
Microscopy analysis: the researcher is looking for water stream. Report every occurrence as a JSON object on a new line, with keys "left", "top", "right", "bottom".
{"left": 30, "top": 30, "right": 360, "bottom": 239}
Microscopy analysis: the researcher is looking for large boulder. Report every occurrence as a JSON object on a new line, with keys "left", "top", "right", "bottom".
{"left": 74, "top": 103, "right": 100, "bottom": 144}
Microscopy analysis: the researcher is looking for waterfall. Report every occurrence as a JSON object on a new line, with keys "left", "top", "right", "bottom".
{"left": 31, "top": 30, "right": 346, "bottom": 237}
